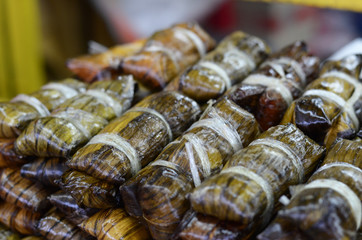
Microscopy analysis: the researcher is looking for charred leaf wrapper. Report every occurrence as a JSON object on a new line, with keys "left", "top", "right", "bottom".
{"left": 0, "top": 79, "right": 86, "bottom": 139}
{"left": 0, "top": 139, "right": 33, "bottom": 168}
{"left": 167, "top": 31, "right": 271, "bottom": 102}
{"left": 282, "top": 54, "right": 362, "bottom": 148}
{"left": 15, "top": 76, "right": 135, "bottom": 158}
{"left": 259, "top": 138, "right": 362, "bottom": 240}
{"left": 119, "top": 41, "right": 319, "bottom": 240}
{"left": 59, "top": 91, "right": 201, "bottom": 209}
{"left": 173, "top": 124, "right": 324, "bottom": 240}
{"left": 120, "top": 22, "right": 216, "bottom": 90}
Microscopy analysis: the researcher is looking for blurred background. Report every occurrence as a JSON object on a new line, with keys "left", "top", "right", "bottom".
{"left": 1, "top": 0, "right": 362, "bottom": 100}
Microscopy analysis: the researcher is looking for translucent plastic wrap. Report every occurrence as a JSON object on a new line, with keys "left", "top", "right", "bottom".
{"left": 20, "top": 158, "right": 68, "bottom": 186}
{"left": 0, "top": 168, "right": 53, "bottom": 213}
{"left": 0, "top": 139, "right": 33, "bottom": 168}
{"left": 120, "top": 22, "right": 215, "bottom": 90}
{"left": 79, "top": 208, "right": 151, "bottom": 240}
{"left": 15, "top": 76, "right": 135, "bottom": 158}
{"left": 182, "top": 124, "right": 324, "bottom": 239}
{"left": 258, "top": 138, "right": 361, "bottom": 240}
{"left": 282, "top": 54, "right": 362, "bottom": 147}
{"left": 60, "top": 91, "right": 200, "bottom": 208}
{"left": 166, "top": 31, "right": 270, "bottom": 102}
{"left": 37, "top": 208, "right": 95, "bottom": 240}
{"left": 48, "top": 191, "right": 97, "bottom": 225}
{"left": 67, "top": 40, "right": 145, "bottom": 82}
{"left": 227, "top": 41, "right": 320, "bottom": 130}
{"left": 0, "top": 79, "right": 86, "bottom": 139}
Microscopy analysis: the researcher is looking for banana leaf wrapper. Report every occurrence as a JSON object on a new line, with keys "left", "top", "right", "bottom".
{"left": 60, "top": 91, "right": 200, "bottom": 209}
{"left": 0, "top": 201, "right": 41, "bottom": 235}
{"left": 79, "top": 208, "right": 151, "bottom": 240}
{"left": 0, "top": 168, "right": 54, "bottom": 213}
{"left": 0, "top": 78, "right": 86, "bottom": 139}
{"left": 37, "top": 208, "right": 95, "bottom": 240}
{"left": 166, "top": 31, "right": 270, "bottom": 102}
{"left": 281, "top": 54, "right": 362, "bottom": 148}
{"left": 20, "top": 158, "right": 68, "bottom": 187}
{"left": 120, "top": 97, "right": 260, "bottom": 239}
{"left": 67, "top": 40, "right": 145, "bottom": 82}
{"left": 0, "top": 223, "right": 21, "bottom": 240}
{"left": 48, "top": 191, "right": 98, "bottom": 225}
{"left": 258, "top": 139, "right": 362, "bottom": 240}
{"left": 120, "top": 22, "right": 216, "bottom": 90}
{"left": 188, "top": 124, "right": 324, "bottom": 238}
{"left": 0, "top": 139, "right": 33, "bottom": 168}
{"left": 227, "top": 41, "right": 320, "bottom": 131}
{"left": 15, "top": 76, "right": 135, "bottom": 158}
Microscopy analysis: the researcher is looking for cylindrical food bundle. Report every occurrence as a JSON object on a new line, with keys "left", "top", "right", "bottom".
{"left": 120, "top": 22, "right": 216, "bottom": 90}
{"left": 67, "top": 40, "right": 145, "bottom": 82}
{"left": 186, "top": 124, "right": 324, "bottom": 239}
{"left": 0, "top": 201, "right": 41, "bottom": 235}
{"left": 227, "top": 41, "right": 320, "bottom": 130}
{"left": 20, "top": 158, "right": 68, "bottom": 186}
{"left": 0, "top": 168, "right": 54, "bottom": 213}
{"left": 15, "top": 76, "right": 135, "bottom": 158}
{"left": 60, "top": 91, "right": 200, "bottom": 208}
{"left": 167, "top": 31, "right": 270, "bottom": 102}
{"left": 48, "top": 191, "right": 97, "bottom": 225}
{"left": 120, "top": 41, "right": 319, "bottom": 240}
{"left": 37, "top": 208, "right": 95, "bottom": 240}
{"left": 0, "top": 78, "right": 86, "bottom": 139}
{"left": 282, "top": 54, "right": 362, "bottom": 147}
{"left": 0, "top": 139, "right": 33, "bottom": 168}
{"left": 79, "top": 208, "right": 151, "bottom": 240}
{"left": 258, "top": 138, "right": 361, "bottom": 240}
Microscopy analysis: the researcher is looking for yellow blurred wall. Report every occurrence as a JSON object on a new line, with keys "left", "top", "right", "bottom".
{"left": 0, "top": 0, "right": 45, "bottom": 101}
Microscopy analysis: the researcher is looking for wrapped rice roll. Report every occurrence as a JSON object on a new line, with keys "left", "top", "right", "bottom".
{"left": 20, "top": 158, "right": 68, "bottom": 186}
{"left": 0, "top": 139, "right": 33, "bottom": 168}
{"left": 37, "top": 208, "right": 95, "bottom": 240}
{"left": 79, "top": 208, "right": 151, "bottom": 239}
{"left": 0, "top": 168, "right": 54, "bottom": 212}
{"left": 0, "top": 78, "right": 86, "bottom": 139}
{"left": 187, "top": 124, "right": 324, "bottom": 239}
{"left": 48, "top": 191, "right": 97, "bottom": 225}
{"left": 120, "top": 97, "right": 259, "bottom": 239}
{"left": 120, "top": 22, "right": 215, "bottom": 90}
{"left": 282, "top": 54, "right": 362, "bottom": 147}
{"left": 60, "top": 91, "right": 200, "bottom": 208}
{"left": 227, "top": 41, "right": 320, "bottom": 130}
{"left": 67, "top": 40, "right": 145, "bottom": 82}
{"left": 166, "top": 31, "right": 270, "bottom": 102}
{"left": 258, "top": 138, "right": 361, "bottom": 240}
{"left": 0, "top": 201, "right": 41, "bottom": 235}
{"left": 15, "top": 76, "right": 135, "bottom": 158}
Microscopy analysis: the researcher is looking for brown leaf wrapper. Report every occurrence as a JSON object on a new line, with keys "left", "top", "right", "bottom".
{"left": 21, "top": 237, "right": 44, "bottom": 240}
{"left": 120, "top": 97, "right": 260, "bottom": 240}
{"left": 0, "top": 79, "right": 86, "bottom": 138}
{"left": 186, "top": 124, "right": 324, "bottom": 239}
{"left": 37, "top": 208, "right": 95, "bottom": 240}
{"left": 166, "top": 31, "right": 270, "bottom": 102}
{"left": 281, "top": 54, "right": 362, "bottom": 148}
{"left": 79, "top": 208, "right": 151, "bottom": 240}
{"left": 0, "top": 201, "right": 41, "bottom": 235}
{"left": 0, "top": 223, "right": 21, "bottom": 240}
{"left": 67, "top": 40, "right": 145, "bottom": 82}
{"left": 20, "top": 158, "right": 68, "bottom": 186}
{"left": 0, "top": 168, "right": 54, "bottom": 213}
{"left": 60, "top": 91, "right": 200, "bottom": 209}
{"left": 48, "top": 191, "right": 98, "bottom": 225}
{"left": 120, "top": 22, "right": 216, "bottom": 90}
{"left": 227, "top": 41, "right": 320, "bottom": 131}
{"left": 0, "top": 139, "right": 33, "bottom": 168}
{"left": 15, "top": 76, "right": 135, "bottom": 158}
{"left": 258, "top": 139, "right": 362, "bottom": 240}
